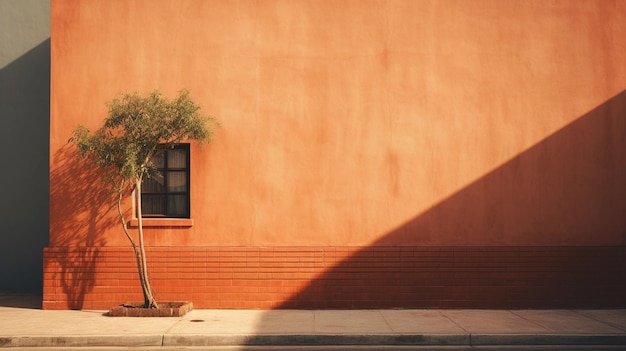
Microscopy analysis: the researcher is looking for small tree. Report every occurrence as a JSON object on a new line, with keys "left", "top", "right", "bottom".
{"left": 70, "top": 90, "right": 216, "bottom": 308}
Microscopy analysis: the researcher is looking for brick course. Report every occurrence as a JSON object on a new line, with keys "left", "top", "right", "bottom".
{"left": 43, "top": 246, "right": 626, "bottom": 310}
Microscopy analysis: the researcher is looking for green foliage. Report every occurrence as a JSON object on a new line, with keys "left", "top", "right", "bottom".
{"left": 70, "top": 89, "right": 217, "bottom": 186}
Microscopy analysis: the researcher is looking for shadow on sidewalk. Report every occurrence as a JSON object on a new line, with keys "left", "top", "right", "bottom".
{"left": 0, "top": 294, "right": 43, "bottom": 309}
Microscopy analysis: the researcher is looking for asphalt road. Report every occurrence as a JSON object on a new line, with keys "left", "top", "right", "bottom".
{"left": 6, "top": 346, "right": 626, "bottom": 351}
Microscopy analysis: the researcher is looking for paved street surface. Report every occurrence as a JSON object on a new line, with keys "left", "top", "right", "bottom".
{"left": 5, "top": 347, "right": 626, "bottom": 350}
{"left": 1, "top": 294, "right": 626, "bottom": 349}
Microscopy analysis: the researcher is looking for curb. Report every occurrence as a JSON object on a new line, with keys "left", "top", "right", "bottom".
{"left": 471, "top": 334, "right": 626, "bottom": 346}
{"left": 0, "top": 335, "right": 162, "bottom": 348}
{"left": 2, "top": 333, "right": 626, "bottom": 348}
{"left": 162, "top": 334, "right": 469, "bottom": 347}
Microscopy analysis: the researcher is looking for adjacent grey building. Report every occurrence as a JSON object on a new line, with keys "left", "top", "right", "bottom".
{"left": 0, "top": 0, "right": 50, "bottom": 293}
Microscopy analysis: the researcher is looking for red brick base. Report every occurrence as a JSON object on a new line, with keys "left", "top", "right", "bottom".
{"left": 43, "top": 246, "right": 626, "bottom": 310}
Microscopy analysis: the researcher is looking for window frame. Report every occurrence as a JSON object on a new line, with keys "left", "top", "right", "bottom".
{"left": 140, "top": 144, "right": 191, "bottom": 219}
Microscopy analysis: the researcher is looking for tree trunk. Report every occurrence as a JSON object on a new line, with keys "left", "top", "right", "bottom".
{"left": 116, "top": 181, "right": 159, "bottom": 309}
{"left": 135, "top": 179, "right": 159, "bottom": 308}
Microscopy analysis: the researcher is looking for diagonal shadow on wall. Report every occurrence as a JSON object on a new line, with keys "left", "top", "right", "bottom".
{"left": 0, "top": 38, "right": 50, "bottom": 295}
{"left": 269, "top": 90, "right": 626, "bottom": 311}
{"left": 378, "top": 91, "right": 626, "bottom": 248}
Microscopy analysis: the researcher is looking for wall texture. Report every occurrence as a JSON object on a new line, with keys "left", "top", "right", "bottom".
{"left": 0, "top": 0, "right": 50, "bottom": 293}
{"left": 46, "top": 0, "right": 626, "bottom": 309}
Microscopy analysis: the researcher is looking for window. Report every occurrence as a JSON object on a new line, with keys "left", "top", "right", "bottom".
{"left": 141, "top": 144, "right": 190, "bottom": 218}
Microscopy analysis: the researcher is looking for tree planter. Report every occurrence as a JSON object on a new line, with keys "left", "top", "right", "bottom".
{"left": 108, "top": 301, "right": 193, "bottom": 317}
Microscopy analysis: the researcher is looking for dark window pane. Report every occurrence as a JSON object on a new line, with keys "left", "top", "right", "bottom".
{"left": 143, "top": 174, "right": 165, "bottom": 193}
{"left": 168, "top": 149, "right": 187, "bottom": 168}
{"left": 167, "top": 171, "right": 187, "bottom": 192}
{"left": 142, "top": 194, "right": 165, "bottom": 215}
{"left": 167, "top": 195, "right": 188, "bottom": 217}
{"left": 152, "top": 150, "right": 165, "bottom": 168}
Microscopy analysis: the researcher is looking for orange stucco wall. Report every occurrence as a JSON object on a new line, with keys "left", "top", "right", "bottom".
{"left": 47, "top": 0, "right": 626, "bottom": 309}
{"left": 51, "top": 0, "right": 626, "bottom": 248}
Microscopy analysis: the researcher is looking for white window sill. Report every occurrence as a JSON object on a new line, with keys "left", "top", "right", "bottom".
{"left": 128, "top": 218, "right": 194, "bottom": 228}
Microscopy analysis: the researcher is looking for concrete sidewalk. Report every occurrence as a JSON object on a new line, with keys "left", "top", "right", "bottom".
{"left": 1, "top": 294, "right": 626, "bottom": 348}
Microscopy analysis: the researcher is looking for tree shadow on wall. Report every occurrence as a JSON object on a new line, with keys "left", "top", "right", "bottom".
{"left": 48, "top": 145, "right": 118, "bottom": 309}
{"left": 272, "top": 90, "right": 626, "bottom": 311}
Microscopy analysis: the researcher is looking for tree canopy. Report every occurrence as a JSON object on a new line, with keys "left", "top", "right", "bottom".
{"left": 71, "top": 89, "right": 216, "bottom": 187}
